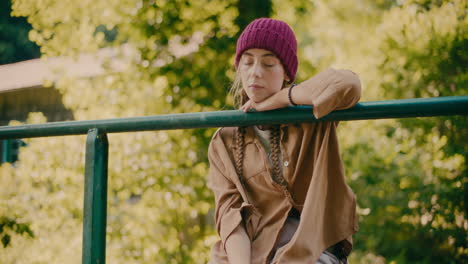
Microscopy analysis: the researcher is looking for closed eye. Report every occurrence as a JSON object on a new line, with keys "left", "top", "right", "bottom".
{"left": 262, "top": 58, "right": 279, "bottom": 67}
{"left": 242, "top": 57, "right": 254, "bottom": 66}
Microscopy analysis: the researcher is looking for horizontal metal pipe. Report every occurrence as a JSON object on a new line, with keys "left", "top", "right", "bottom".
{"left": 1, "top": 96, "right": 467, "bottom": 139}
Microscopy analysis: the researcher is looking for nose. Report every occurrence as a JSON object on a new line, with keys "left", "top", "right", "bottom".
{"left": 250, "top": 61, "right": 263, "bottom": 78}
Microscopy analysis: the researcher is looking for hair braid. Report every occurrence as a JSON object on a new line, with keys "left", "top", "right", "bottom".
{"left": 270, "top": 125, "right": 297, "bottom": 208}
{"left": 236, "top": 125, "right": 294, "bottom": 205}
{"left": 270, "top": 125, "right": 288, "bottom": 188}
{"left": 235, "top": 127, "right": 246, "bottom": 185}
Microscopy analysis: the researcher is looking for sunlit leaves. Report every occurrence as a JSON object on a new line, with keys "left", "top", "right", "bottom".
{"left": 299, "top": 0, "right": 466, "bottom": 262}
{"left": 4, "top": 0, "right": 240, "bottom": 262}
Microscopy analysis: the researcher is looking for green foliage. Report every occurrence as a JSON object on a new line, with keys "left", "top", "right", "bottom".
{"left": 1, "top": 0, "right": 466, "bottom": 263}
{"left": 286, "top": 0, "right": 467, "bottom": 262}
{"left": 2, "top": 0, "right": 271, "bottom": 263}
{"left": 0, "top": 216, "right": 34, "bottom": 248}
{"left": 370, "top": 1, "right": 467, "bottom": 262}
{"left": 0, "top": 0, "right": 40, "bottom": 64}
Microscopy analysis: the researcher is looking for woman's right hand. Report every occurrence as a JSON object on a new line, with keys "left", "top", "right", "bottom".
{"left": 240, "top": 87, "right": 290, "bottom": 113}
{"left": 225, "top": 224, "right": 251, "bottom": 264}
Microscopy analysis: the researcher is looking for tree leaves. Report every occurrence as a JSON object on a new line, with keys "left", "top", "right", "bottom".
{"left": 0, "top": 216, "right": 34, "bottom": 248}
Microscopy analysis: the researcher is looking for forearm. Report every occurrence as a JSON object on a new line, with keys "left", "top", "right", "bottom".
{"left": 290, "top": 68, "right": 361, "bottom": 118}
{"left": 291, "top": 68, "right": 360, "bottom": 105}
{"left": 225, "top": 224, "right": 251, "bottom": 264}
{"left": 241, "top": 68, "right": 361, "bottom": 116}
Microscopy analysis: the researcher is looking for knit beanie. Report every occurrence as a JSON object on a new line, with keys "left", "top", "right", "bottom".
{"left": 235, "top": 18, "right": 298, "bottom": 81}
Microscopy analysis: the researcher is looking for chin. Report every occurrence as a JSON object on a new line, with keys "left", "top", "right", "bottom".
{"left": 251, "top": 98, "right": 265, "bottom": 103}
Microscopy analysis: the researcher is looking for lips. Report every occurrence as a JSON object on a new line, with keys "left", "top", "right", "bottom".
{"left": 249, "top": 84, "right": 264, "bottom": 89}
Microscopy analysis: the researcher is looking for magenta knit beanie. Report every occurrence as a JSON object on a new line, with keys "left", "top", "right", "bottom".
{"left": 235, "top": 18, "right": 298, "bottom": 81}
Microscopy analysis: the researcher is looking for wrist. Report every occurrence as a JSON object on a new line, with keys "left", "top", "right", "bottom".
{"left": 287, "top": 84, "right": 298, "bottom": 106}
{"left": 280, "top": 88, "right": 290, "bottom": 107}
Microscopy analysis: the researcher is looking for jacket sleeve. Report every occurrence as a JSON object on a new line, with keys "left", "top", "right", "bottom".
{"left": 301, "top": 68, "right": 361, "bottom": 119}
{"left": 208, "top": 132, "right": 252, "bottom": 249}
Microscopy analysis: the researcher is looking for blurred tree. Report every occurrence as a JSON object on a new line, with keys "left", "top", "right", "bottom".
{"left": 300, "top": 0, "right": 467, "bottom": 263}
{"left": 0, "top": 0, "right": 40, "bottom": 64}
{"left": 1, "top": 0, "right": 272, "bottom": 263}
{"left": 369, "top": 0, "right": 467, "bottom": 262}
{"left": 0, "top": 0, "right": 40, "bottom": 251}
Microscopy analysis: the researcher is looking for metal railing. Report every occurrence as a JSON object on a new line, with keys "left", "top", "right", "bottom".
{"left": 1, "top": 96, "right": 467, "bottom": 264}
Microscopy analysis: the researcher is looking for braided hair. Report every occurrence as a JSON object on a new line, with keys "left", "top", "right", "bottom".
{"left": 270, "top": 125, "right": 287, "bottom": 188}
{"left": 234, "top": 125, "right": 289, "bottom": 191}
{"left": 235, "top": 126, "right": 247, "bottom": 185}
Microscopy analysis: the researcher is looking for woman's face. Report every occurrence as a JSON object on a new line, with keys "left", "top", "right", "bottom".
{"left": 239, "top": 48, "right": 289, "bottom": 103}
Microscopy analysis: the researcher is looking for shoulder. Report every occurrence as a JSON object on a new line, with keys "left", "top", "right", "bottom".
{"left": 208, "top": 127, "right": 238, "bottom": 171}
{"left": 211, "top": 127, "right": 236, "bottom": 144}
{"left": 209, "top": 127, "right": 237, "bottom": 152}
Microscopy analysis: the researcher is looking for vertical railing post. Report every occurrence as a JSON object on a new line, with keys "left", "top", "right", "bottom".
{"left": 82, "top": 128, "right": 108, "bottom": 264}
{"left": 1, "top": 139, "right": 11, "bottom": 163}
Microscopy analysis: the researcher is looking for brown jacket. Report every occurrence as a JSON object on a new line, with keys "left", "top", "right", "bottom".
{"left": 208, "top": 68, "right": 361, "bottom": 263}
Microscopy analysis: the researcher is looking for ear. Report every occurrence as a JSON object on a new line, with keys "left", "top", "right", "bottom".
{"left": 284, "top": 72, "right": 290, "bottom": 83}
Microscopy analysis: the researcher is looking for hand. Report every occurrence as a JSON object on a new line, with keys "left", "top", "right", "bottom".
{"left": 225, "top": 225, "right": 251, "bottom": 264}
{"left": 240, "top": 88, "right": 289, "bottom": 112}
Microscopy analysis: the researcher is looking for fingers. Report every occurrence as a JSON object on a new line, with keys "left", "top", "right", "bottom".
{"left": 253, "top": 93, "right": 283, "bottom": 112}
{"left": 241, "top": 89, "right": 288, "bottom": 112}
{"left": 241, "top": 100, "right": 255, "bottom": 112}
{"left": 241, "top": 99, "right": 272, "bottom": 112}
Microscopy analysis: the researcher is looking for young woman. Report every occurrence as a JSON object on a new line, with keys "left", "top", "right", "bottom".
{"left": 208, "top": 18, "right": 361, "bottom": 264}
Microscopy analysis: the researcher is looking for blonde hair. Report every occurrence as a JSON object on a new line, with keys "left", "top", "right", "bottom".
{"left": 229, "top": 68, "right": 248, "bottom": 109}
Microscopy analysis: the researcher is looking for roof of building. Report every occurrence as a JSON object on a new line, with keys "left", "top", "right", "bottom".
{"left": 0, "top": 46, "right": 129, "bottom": 93}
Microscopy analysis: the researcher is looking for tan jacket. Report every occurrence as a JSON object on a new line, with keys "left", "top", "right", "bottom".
{"left": 208, "top": 68, "right": 361, "bottom": 264}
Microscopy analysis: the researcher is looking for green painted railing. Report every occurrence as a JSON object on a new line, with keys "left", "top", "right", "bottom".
{"left": 0, "top": 96, "right": 467, "bottom": 264}
{"left": 1, "top": 139, "right": 11, "bottom": 163}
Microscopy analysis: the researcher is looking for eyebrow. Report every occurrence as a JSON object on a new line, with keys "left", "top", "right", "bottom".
{"left": 243, "top": 51, "right": 278, "bottom": 58}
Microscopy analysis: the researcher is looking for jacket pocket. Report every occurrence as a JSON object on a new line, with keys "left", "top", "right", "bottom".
{"left": 242, "top": 142, "right": 267, "bottom": 181}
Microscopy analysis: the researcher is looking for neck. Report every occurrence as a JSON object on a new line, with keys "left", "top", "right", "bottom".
{"left": 256, "top": 125, "right": 272, "bottom": 131}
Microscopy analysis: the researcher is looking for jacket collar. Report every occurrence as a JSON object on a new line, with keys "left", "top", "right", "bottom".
{"left": 237, "top": 124, "right": 290, "bottom": 145}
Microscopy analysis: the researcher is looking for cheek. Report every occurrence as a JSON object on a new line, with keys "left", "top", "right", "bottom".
{"left": 269, "top": 70, "right": 286, "bottom": 90}
{"left": 240, "top": 71, "right": 249, "bottom": 91}
{"left": 239, "top": 66, "right": 248, "bottom": 81}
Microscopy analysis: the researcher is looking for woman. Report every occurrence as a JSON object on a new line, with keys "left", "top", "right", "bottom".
{"left": 208, "top": 18, "right": 361, "bottom": 264}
